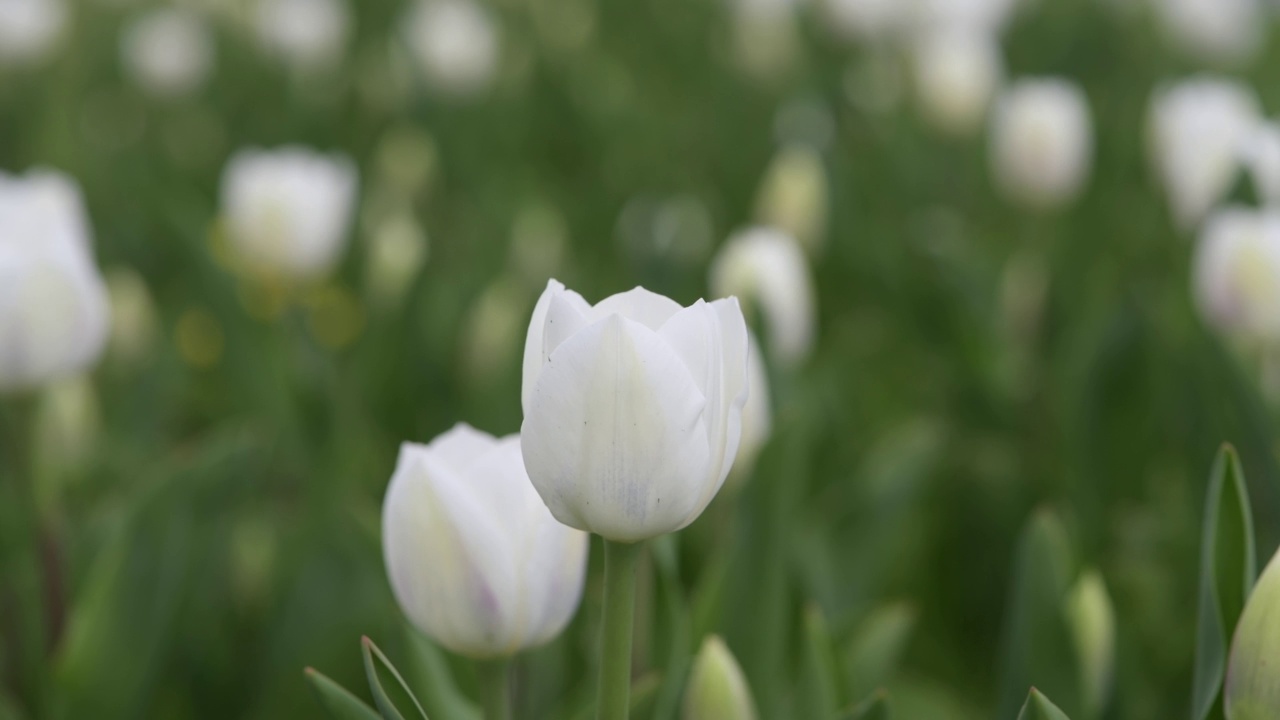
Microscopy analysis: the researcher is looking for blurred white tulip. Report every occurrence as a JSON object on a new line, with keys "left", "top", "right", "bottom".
{"left": 0, "top": 169, "right": 110, "bottom": 392}
{"left": 120, "top": 8, "right": 214, "bottom": 98}
{"left": 911, "top": 28, "right": 1004, "bottom": 137}
{"left": 755, "top": 143, "right": 829, "bottom": 255}
{"left": 219, "top": 146, "right": 359, "bottom": 280}
{"left": 253, "top": 0, "right": 350, "bottom": 72}
{"left": 1149, "top": 78, "right": 1261, "bottom": 230}
{"left": 520, "top": 281, "right": 750, "bottom": 542}
{"left": 364, "top": 212, "right": 428, "bottom": 310}
{"left": 822, "top": 0, "right": 905, "bottom": 43}
{"left": 730, "top": 0, "right": 801, "bottom": 84}
{"left": 725, "top": 332, "right": 772, "bottom": 492}
{"left": 0, "top": 0, "right": 68, "bottom": 66}
{"left": 382, "top": 424, "right": 589, "bottom": 657}
{"left": 403, "top": 0, "right": 499, "bottom": 97}
{"left": 709, "top": 227, "right": 816, "bottom": 367}
{"left": 1192, "top": 206, "right": 1280, "bottom": 342}
{"left": 1239, "top": 121, "right": 1280, "bottom": 207}
{"left": 989, "top": 77, "right": 1093, "bottom": 210}
{"left": 682, "top": 636, "right": 758, "bottom": 720}
{"left": 1152, "top": 0, "right": 1262, "bottom": 65}
{"left": 911, "top": 0, "right": 1020, "bottom": 33}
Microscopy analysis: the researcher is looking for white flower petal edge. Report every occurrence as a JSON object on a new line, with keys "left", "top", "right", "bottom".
{"left": 521, "top": 281, "right": 750, "bottom": 542}
{"left": 382, "top": 424, "right": 588, "bottom": 658}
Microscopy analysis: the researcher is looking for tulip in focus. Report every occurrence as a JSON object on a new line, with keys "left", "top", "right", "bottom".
{"left": 989, "top": 78, "right": 1093, "bottom": 210}
{"left": 120, "top": 8, "right": 215, "bottom": 99}
{"left": 1225, "top": 547, "right": 1280, "bottom": 720}
{"left": 1149, "top": 78, "right": 1261, "bottom": 231}
{"left": 403, "top": 0, "right": 500, "bottom": 97}
{"left": 755, "top": 143, "right": 829, "bottom": 255}
{"left": 911, "top": 28, "right": 1003, "bottom": 137}
{"left": 382, "top": 424, "right": 589, "bottom": 657}
{"left": 0, "top": 0, "right": 68, "bottom": 66}
{"left": 682, "top": 635, "right": 758, "bottom": 720}
{"left": 1192, "top": 207, "right": 1280, "bottom": 343}
{"left": 219, "top": 146, "right": 359, "bottom": 281}
{"left": 252, "top": 0, "right": 350, "bottom": 72}
{"left": 709, "top": 226, "right": 816, "bottom": 368}
{"left": 0, "top": 169, "right": 110, "bottom": 392}
{"left": 1153, "top": 0, "right": 1262, "bottom": 66}
{"left": 520, "top": 281, "right": 749, "bottom": 542}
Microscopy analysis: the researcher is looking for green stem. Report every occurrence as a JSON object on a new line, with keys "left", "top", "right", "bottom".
{"left": 476, "top": 658, "right": 511, "bottom": 720}
{"left": 597, "top": 539, "right": 642, "bottom": 720}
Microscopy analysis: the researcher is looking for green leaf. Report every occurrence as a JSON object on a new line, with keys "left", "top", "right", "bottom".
{"left": 649, "top": 533, "right": 695, "bottom": 720}
{"left": 569, "top": 672, "right": 663, "bottom": 720}
{"left": 305, "top": 667, "right": 382, "bottom": 720}
{"left": 841, "top": 689, "right": 891, "bottom": 720}
{"left": 1017, "top": 688, "right": 1072, "bottom": 720}
{"left": 798, "top": 604, "right": 841, "bottom": 719}
{"left": 402, "top": 627, "right": 481, "bottom": 720}
{"left": 1191, "top": 444, "right": 1257, "bottom": 720}
{"left": 361, "top": 637, "right": 430, "bottom": 720}
{"left": 996, "top": 509, "right": 1080, "bottom": 720}
{"left": 843, "top": 602, "right": 916, "bottom": 702}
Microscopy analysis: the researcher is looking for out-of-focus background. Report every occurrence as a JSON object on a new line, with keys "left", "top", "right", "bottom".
{"left": 2, "top": 0, "right": 1280, "bottom": 717}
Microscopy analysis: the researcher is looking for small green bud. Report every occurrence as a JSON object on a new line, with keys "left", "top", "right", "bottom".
{"left": 1226, "top": 547, "right": 1280, "bottom": 720}
{"left": 683, "top": 636, "right": 757, "bottom": 720}
{"left": 1066, "top": 569, "right": 1115, "bottom": 716}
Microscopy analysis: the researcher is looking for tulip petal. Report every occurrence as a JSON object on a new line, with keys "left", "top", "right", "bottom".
{"left": 522, "top": 314, "right": 712, "bottom": 541}
{"left": 589, "top": 286, "right": 684, "bottom": 330}
{"left": 521, "top": 279, "right": 590, "bottom": 412}
{"left": 428, "top": 422, "right": 501, "bottom": 476}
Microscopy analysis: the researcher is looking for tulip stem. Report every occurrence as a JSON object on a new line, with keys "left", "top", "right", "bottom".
{"left": 598, "top": 539, "right": 642, "bottom": 720}
{"left": 476, "top": 658, "right": 511, "bottom": 720}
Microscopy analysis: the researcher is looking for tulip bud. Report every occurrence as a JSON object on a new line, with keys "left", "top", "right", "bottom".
{"left": 989, "top": 78, "right": 1093, "bottom": 211}
{"left": 382, "top": 424, "right": 589, "bottom": 658}
{"left": 755, "top": 144, "right": 829, "bottom": 255}
{"left": 1153, "top": 0, "right": 1262, "bottom": 66}
{"left": 709, "top": 227, "right": 816, "bottom": 368}
{"left": 219, "top": 146, "right": 359, "bottom": 281}
{"left": 120, "top": 8, "right": 214, "bottom": 99}
{"left": 0, "top": 169, "right": 110, "bottom": 392}
{"left": 364, "top": 212, "right": 428, "bottom": 311}
{"left": 520, "top": 281, "right": 749, "bottom": 542}
{"left": 1065, "top": 569, "right": 1115, "bottom": 717}
{"left": 724, "top": 333, "right": 771, "bottom": 493}
{"left": 1191, "top": 207, "right": 1280, "bottom": 343}
{"left": 1149, "top": 78, "right": 1261, "bottom": 231}
{"left": 911, "top": 28, "right": 1003, "bottom": 137}
{"left": 403, "top": 0, "right": 500, "bottom": 98}
{"left": 252, "top": 0, "right": 350, "bottom": 73}
{"left": 0, "top": 0, "right": 68, "bottom": 67}
{"left": 1225, "top": 547, "right": 1280, "bottom": 720}
{"left": 104, "top": 267, "right": 159, "bottom": 368}
{"left": 683, "top": 636, "right": 757, "bottom": 720}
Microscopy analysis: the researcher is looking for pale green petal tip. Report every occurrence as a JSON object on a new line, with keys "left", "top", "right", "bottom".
{"left": 683, "top": 635, "right": 758, "bottom": 720}
{"left": 1225, "top": 547, "right": 1280, "bottom": 720}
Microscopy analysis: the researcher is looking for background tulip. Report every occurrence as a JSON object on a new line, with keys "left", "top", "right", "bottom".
{"left": 120, "top": 8, "right": 215, "bottom": 99}
{"left": 0, "top": 169, "right": 110, "bottom": 392}
{"left": 219, "top": 146, "right": 358, "bottom": 281}
{"left": 683, "top": 636, "right": 758, "bottom": 720}
{"left": 911, "top": 28, "right": 1003, "bottom": 137}
{"left": 252, "top": 0, "right": 350, "bottom": 73}
{"left": 403, "top": 0, "right": 500, "bottom": 98}
{"left": 520, "top": 280, "right": 749, "bottom": 542}
{"left": 1192, "top": 207, "right": 1280, "bottom": 343}
{"left": 725, "top": 332, "right": 772, "bottom": 492}
{"left": 1225, "top": 547, "right": 1280, "bottom": 720}
{"left": 989, "top": 78, "right": 1093, "bottom": 210}
{"left": 382, "top": 424, "right": 589, "bottom": 658}
{"left": 0, "top": 0, "right": 67, "bottom": 67}
{"left": 709, "top": 227, "right": 816, "bottom": 368}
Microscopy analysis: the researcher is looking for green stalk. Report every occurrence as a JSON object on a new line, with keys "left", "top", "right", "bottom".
{"left": 476, "top": 657, "right": 511, "bottom": 720}
{"left": 597, "top": 539, "right": 642, "bottom": 720}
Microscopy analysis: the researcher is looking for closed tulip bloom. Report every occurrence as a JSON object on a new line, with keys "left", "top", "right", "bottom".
{"left": 1153, "top": 0, "right": 1262, "bottom": 65}
{"left": 911, "top": 28, "right": 1003, "bottom": 137}
{"left": 1149, "top": 78, "right": 1260, "bottom": 230}
{"left": 0, "top": 0, "right": 68, "bottom": 66}
{"left": 1226, "top": 547, "right": 1280, "bottom": 720}
{"left": 0, "top": 169, "right": 110, "bottom": 391}
{"left": 252, "top": 0, "right": 350, "bottom": 72}
{"left": 382, "top": 424, "right": 589, "bottom": 658}
{"left": 709, "top": 227, "right": 816, "bottom": 367}
{"left": 403, "top": 0, "right": 499, "bottom": 98}
{"left": 1192, "top": 207, "right": 1280, "bottom": 342}
{"left": 520, "top": 281, "right": 749, "bottom": 542}
{"left": 220, "top": 146, "right": 358, "bottom": 280}
{"left": 120, "top": 8, "right": 215, "bottom": 98}
{"left": 989, "top": 78, "right": 1093, "bottom": 210}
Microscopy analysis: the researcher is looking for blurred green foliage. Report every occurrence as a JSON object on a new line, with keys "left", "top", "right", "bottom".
{"left": 2, "top": 0, "right": 1280, "bottom": 718}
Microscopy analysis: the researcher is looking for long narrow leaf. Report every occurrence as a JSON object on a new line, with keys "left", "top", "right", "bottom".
{"left": 306, "top": 667, "right": 382, "bottom": 720}
{"left": 361, "top": 637, "right": 429, "bottom": 720}
{"left": 1017, "top": 688, "right": 1072, "bottom": 720}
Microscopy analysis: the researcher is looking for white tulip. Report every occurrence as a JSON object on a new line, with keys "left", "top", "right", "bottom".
{"left": 219, "top": 146, "right": 358, "bottom": 280}
{"left": 1152, "top": 0, "right": 1262, "bottom": 65}
{"left": 822, "top": 0, "right": 905, "bottom": 43}
{"left": 989, "top": 77, "right": 1093, "bottom": 210}
{"left": 520, "top": 281, "right": 749, "bottom": 542}
{"left": 120, "top": 9, "right": 214, "bottom": 98}
{"left": 382, "top": 424, "right": 589, "bottom": 658}
{"left": 910, "top": 0, "right": 1020, "bottom": 33}
{"left": 910, "top": 28, "right": 1004, "bottom": 137}
{"left": 252, "top": 0, "right": 350, "bottom": 72}
{"left": 725, "top": 332, "right": 771, "bottom": 491}
{"left": 0, "top": 169, "right": 109, "bottom": 392}
{"left": 1240, "top": 121, "right": 1280, "bottom": 207}
{"left": 403, "top": 0, "right": 499, "bottom": 97}
{"left": 1149, "top": 78, "right": 1261, "bottom": 230}
{"left": 0, "top": 0, "right": 68, "bottom": 66}
{"left": 1192, "top": 206, "right": 1280, "bottom": 342}
{"left": 709, "top": 227, "right": 816, "bottom": 367}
